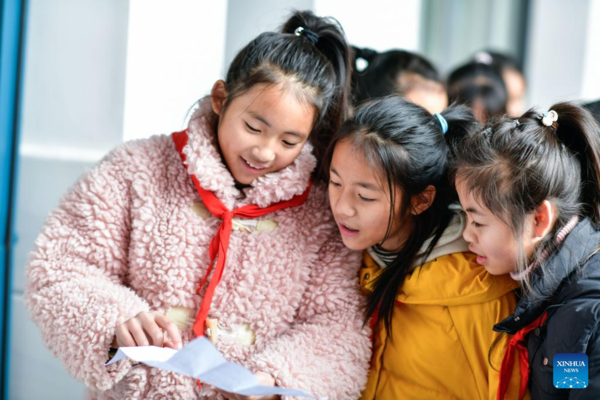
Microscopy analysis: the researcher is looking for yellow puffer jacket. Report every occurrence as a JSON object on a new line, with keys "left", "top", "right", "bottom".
{"left": 360, "top": 251, "right": 526, "bottom": 400}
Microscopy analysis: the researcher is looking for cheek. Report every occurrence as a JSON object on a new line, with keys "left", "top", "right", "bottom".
{"left": 274, "top": 146, "right": 303, "bottom": 170}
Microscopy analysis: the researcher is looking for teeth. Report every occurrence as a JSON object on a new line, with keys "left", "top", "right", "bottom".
{"left": 245, "top": 159, "right": 266, "bottom": 170}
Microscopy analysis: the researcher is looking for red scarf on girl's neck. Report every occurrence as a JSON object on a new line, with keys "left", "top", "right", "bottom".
{"left": 172, "top": 130, "right": 312, "bottom": 338}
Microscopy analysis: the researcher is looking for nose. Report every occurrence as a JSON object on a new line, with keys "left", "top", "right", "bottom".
{"left": 251, "top": 142, "right": 276, "bottom": 164}
{"left": 331, "top": 188, "right": 356, "bottom": 219}
{"left": 462, "top": 222, "right": 475, "bottom": 244}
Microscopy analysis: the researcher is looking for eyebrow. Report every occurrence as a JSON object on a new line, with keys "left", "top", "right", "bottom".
{"left": 465, "top": 207, "right": 483, "bottom": 215}
{"left": 248, "top": 111, "right": 308, "bottom": 140}
{"left": 330, "top": 168, "right": 381, "bottom": 191}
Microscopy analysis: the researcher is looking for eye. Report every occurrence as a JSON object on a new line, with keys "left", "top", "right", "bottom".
{"left": 245, "top": 122, "right": 260, "bottom": 133}
{"left": 329, "top": 180, "right": 341, "bottom": 187}
{"left": 359, "top": 194, "right": 375, "bottom": 202}
{"left": 472, "top": 221, "right": 483, "bottom": 228}
{"left": 282, "top": 140, "right": 299, "bottom": 148}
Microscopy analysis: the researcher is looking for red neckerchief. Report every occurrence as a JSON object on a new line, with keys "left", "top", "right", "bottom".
{"left": 172, "top": 130, "right": 312, "bottom": 339}
{"left": 497, "top": 312, "right": 548, "bottom": 400}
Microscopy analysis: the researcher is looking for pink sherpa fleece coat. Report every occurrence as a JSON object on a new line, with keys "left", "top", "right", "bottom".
{"left": 25, "top": 103, "right": 371, "bottom": 399}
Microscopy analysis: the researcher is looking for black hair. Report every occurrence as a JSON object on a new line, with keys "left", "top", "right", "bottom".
{"left": 447, "top": 61, "right": 508, "bottom": 122}
{"left": 584, "top": 99, "right": 600, "bottom": 125}
{"left": 324, "top": 96, "right": 479, "bottom": 335}
{"left": 221, "top": 10, "right": 351, "bottom": 178}
{"left": 473, "top": 50, "right": 524, "bottom": 75}
{"left": 351, "top": 47, "right": 443, "bottom": 105}
{"left": 454, "top": 103, "right": 600, "bottom": 293}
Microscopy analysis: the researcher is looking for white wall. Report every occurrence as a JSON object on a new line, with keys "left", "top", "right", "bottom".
{"left": 525, "top": 0, "right": 592, "bottom": 109}
{"left": 122, "top": 0, "right": 228, "bottom": 141}
{"left": 581, "top": 0, "right": 600, "bottom": 102}
{"left": 314, "top": 0, "right": 422, "bottom": 52}
{"left": 12, "top": 0, "right": 130, "bottom": 398}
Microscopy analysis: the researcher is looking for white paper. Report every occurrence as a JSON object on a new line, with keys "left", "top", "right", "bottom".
{"left": 106, "top": 337, "right": 317, "bottom": 398}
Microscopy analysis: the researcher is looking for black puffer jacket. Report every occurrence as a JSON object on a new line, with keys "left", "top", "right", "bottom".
{"left": 495, "top": 218, "right": 600, "bottom": 399}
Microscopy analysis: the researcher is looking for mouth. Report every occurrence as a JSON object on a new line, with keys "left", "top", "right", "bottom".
{"left": 338, "top": 222, "right": 360, "bottom": 237}
{"left": 469, "top": 245, "right": 488, "bottom": 265}
{"left": 241, "top": 157, "right": 269, "bottom": 174}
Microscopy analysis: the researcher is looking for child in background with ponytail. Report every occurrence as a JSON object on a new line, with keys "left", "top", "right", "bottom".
{"left": 25, "top": 11, "right": 371, "bottom": 400}
{"left": 455, "top": 104, "right": 600, "bottom": 399}
{"left": 351, "top": 47, "right": 448, "bottom": 114}
{"left": 326, "top": 95, "right": 524, "bottom": 399}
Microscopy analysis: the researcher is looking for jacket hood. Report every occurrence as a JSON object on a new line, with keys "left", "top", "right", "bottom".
{"left": 182, "top": 98, "right": 317, "bottom": 210}
{"left": 397, "top": 251, "right": 518, "bottom": 307}
{"left": 364, "top": 207, "right": 518, "bottom": 307}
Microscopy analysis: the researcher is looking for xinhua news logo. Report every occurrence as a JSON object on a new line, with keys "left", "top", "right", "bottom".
{"left": 554, "top": 353, "right": 588, "bottom": 389}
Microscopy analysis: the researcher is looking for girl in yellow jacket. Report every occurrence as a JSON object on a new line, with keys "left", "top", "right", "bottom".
{"left": 325, "top": 96, "right": 525, "bottom": 399}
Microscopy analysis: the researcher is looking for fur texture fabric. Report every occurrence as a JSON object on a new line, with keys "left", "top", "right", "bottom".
{"left": 25, "top": 103, "right": 371, "bottom": 399}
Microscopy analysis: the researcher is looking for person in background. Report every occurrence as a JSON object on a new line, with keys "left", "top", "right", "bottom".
{"left": 473, "top": 50, "right": 527, "bottom": 117}
{"left": 352, "top": 47, "right": 448, "bottom": 114}
{"left": 447, "top": 61, "right": 508, "bottom": 124}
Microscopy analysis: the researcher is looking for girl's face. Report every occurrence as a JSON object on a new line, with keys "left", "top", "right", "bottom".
{"left": 456, "top": 178, "right": 536, "bottom": 275}
{"left": 329, "top": 140, "right": 407, "bottom": 251}
{"left": 211, "top": 81, "right": 315, "bottom": 185}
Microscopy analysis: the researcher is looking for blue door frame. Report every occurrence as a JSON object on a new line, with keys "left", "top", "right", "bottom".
{"left": 0, "top": 0, "right": 27, "bottom": 397}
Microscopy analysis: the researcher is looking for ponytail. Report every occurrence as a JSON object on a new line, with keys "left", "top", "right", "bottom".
{"left": 281, "top": 11, "right": 352, "bottom": 156}
{"left": 551, "top": 103, "right": 600, "bottom": 224}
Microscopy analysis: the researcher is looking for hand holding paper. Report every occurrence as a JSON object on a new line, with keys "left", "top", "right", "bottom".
{"left": 106, "top": 336, "right": 317, "bottom": 399}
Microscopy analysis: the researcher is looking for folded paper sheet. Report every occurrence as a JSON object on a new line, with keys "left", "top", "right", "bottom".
{"left": 106, "top": 337, "right": 316, "bottom": 398}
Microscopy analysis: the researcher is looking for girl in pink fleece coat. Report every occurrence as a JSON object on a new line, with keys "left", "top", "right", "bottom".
{"left": 25, "top": 11, "right": 371, "bottom": 400}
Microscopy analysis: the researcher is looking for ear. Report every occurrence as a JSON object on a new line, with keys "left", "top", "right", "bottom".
{"left": 411, "top": 185, "right": 436, "bottom": 215}
{"left": 530, "top": 200, "right": 556, "bottom": 244}
{"left": 210, "top": 80, "right": 228, "bottom": 116}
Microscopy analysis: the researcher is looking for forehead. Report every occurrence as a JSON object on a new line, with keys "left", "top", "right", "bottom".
{"left": 456, "top": 178, "right": 484, "bottom": 209}
{"left": 232, "top": 83, "right": 315, "bottom": 131}
{"left": 331, "top": 140, "right": 386, "bottom": 189}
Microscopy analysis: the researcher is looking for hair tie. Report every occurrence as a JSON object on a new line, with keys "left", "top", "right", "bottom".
{"left": 473, "top": 51, "right": 493, "bottom": 65}
{"left": 542, "top": 110, "right": 558, "bottom": 126}
{"left": 433, "top": 113, "right": 449, "bottom": 135}
{"left": 294, "top": 26, "right": 319, "bottom": 45}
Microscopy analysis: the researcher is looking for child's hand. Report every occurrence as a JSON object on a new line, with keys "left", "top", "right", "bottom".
{"left": 113, "top": 311, "right": 182, "bottom": 349}
{"left": 214, "top": 371, "right": 280, "bottom": 400}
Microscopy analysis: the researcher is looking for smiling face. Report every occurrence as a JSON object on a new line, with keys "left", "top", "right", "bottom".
{"left": 212, "top": 81, "right": 315, "bottom": 185}
{"left": 456, "top": 178, "right": 537, "bottom": 275}
{"left": 328, "top": 139, "right": 408, "bottom": 251}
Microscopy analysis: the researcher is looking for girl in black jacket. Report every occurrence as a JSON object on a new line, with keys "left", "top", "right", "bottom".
{"left": 453, "top": 103, "right": 600, "bottom": 399}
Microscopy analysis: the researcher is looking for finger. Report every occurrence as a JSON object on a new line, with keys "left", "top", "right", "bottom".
{"left": 114, "top": 325, "right": 136, "bottom": 348}
{"left": 155, "top": 314, "right": 182, "bottom": 349}
{"left": 128, "top": 319, "right": 150, "bottom": 347}
{"left": 139, "top": 315, "right": 164, "bottom": 346}
{"left": 162, "top": 340, "right": 175, "bottom": 349}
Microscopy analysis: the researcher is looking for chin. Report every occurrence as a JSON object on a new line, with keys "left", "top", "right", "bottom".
{"left": 340, "top": 237, "right": 366, "bottom": 251}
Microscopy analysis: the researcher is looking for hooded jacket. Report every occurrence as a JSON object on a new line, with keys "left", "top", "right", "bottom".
{"left": 494, "top": 218, "right": 600, "bottom": 400}
{"left": 360, "top": 211, "right": 523, "bottom": 399}
{"left": 25, "top": 103, "right": 371, "bottom": 399}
